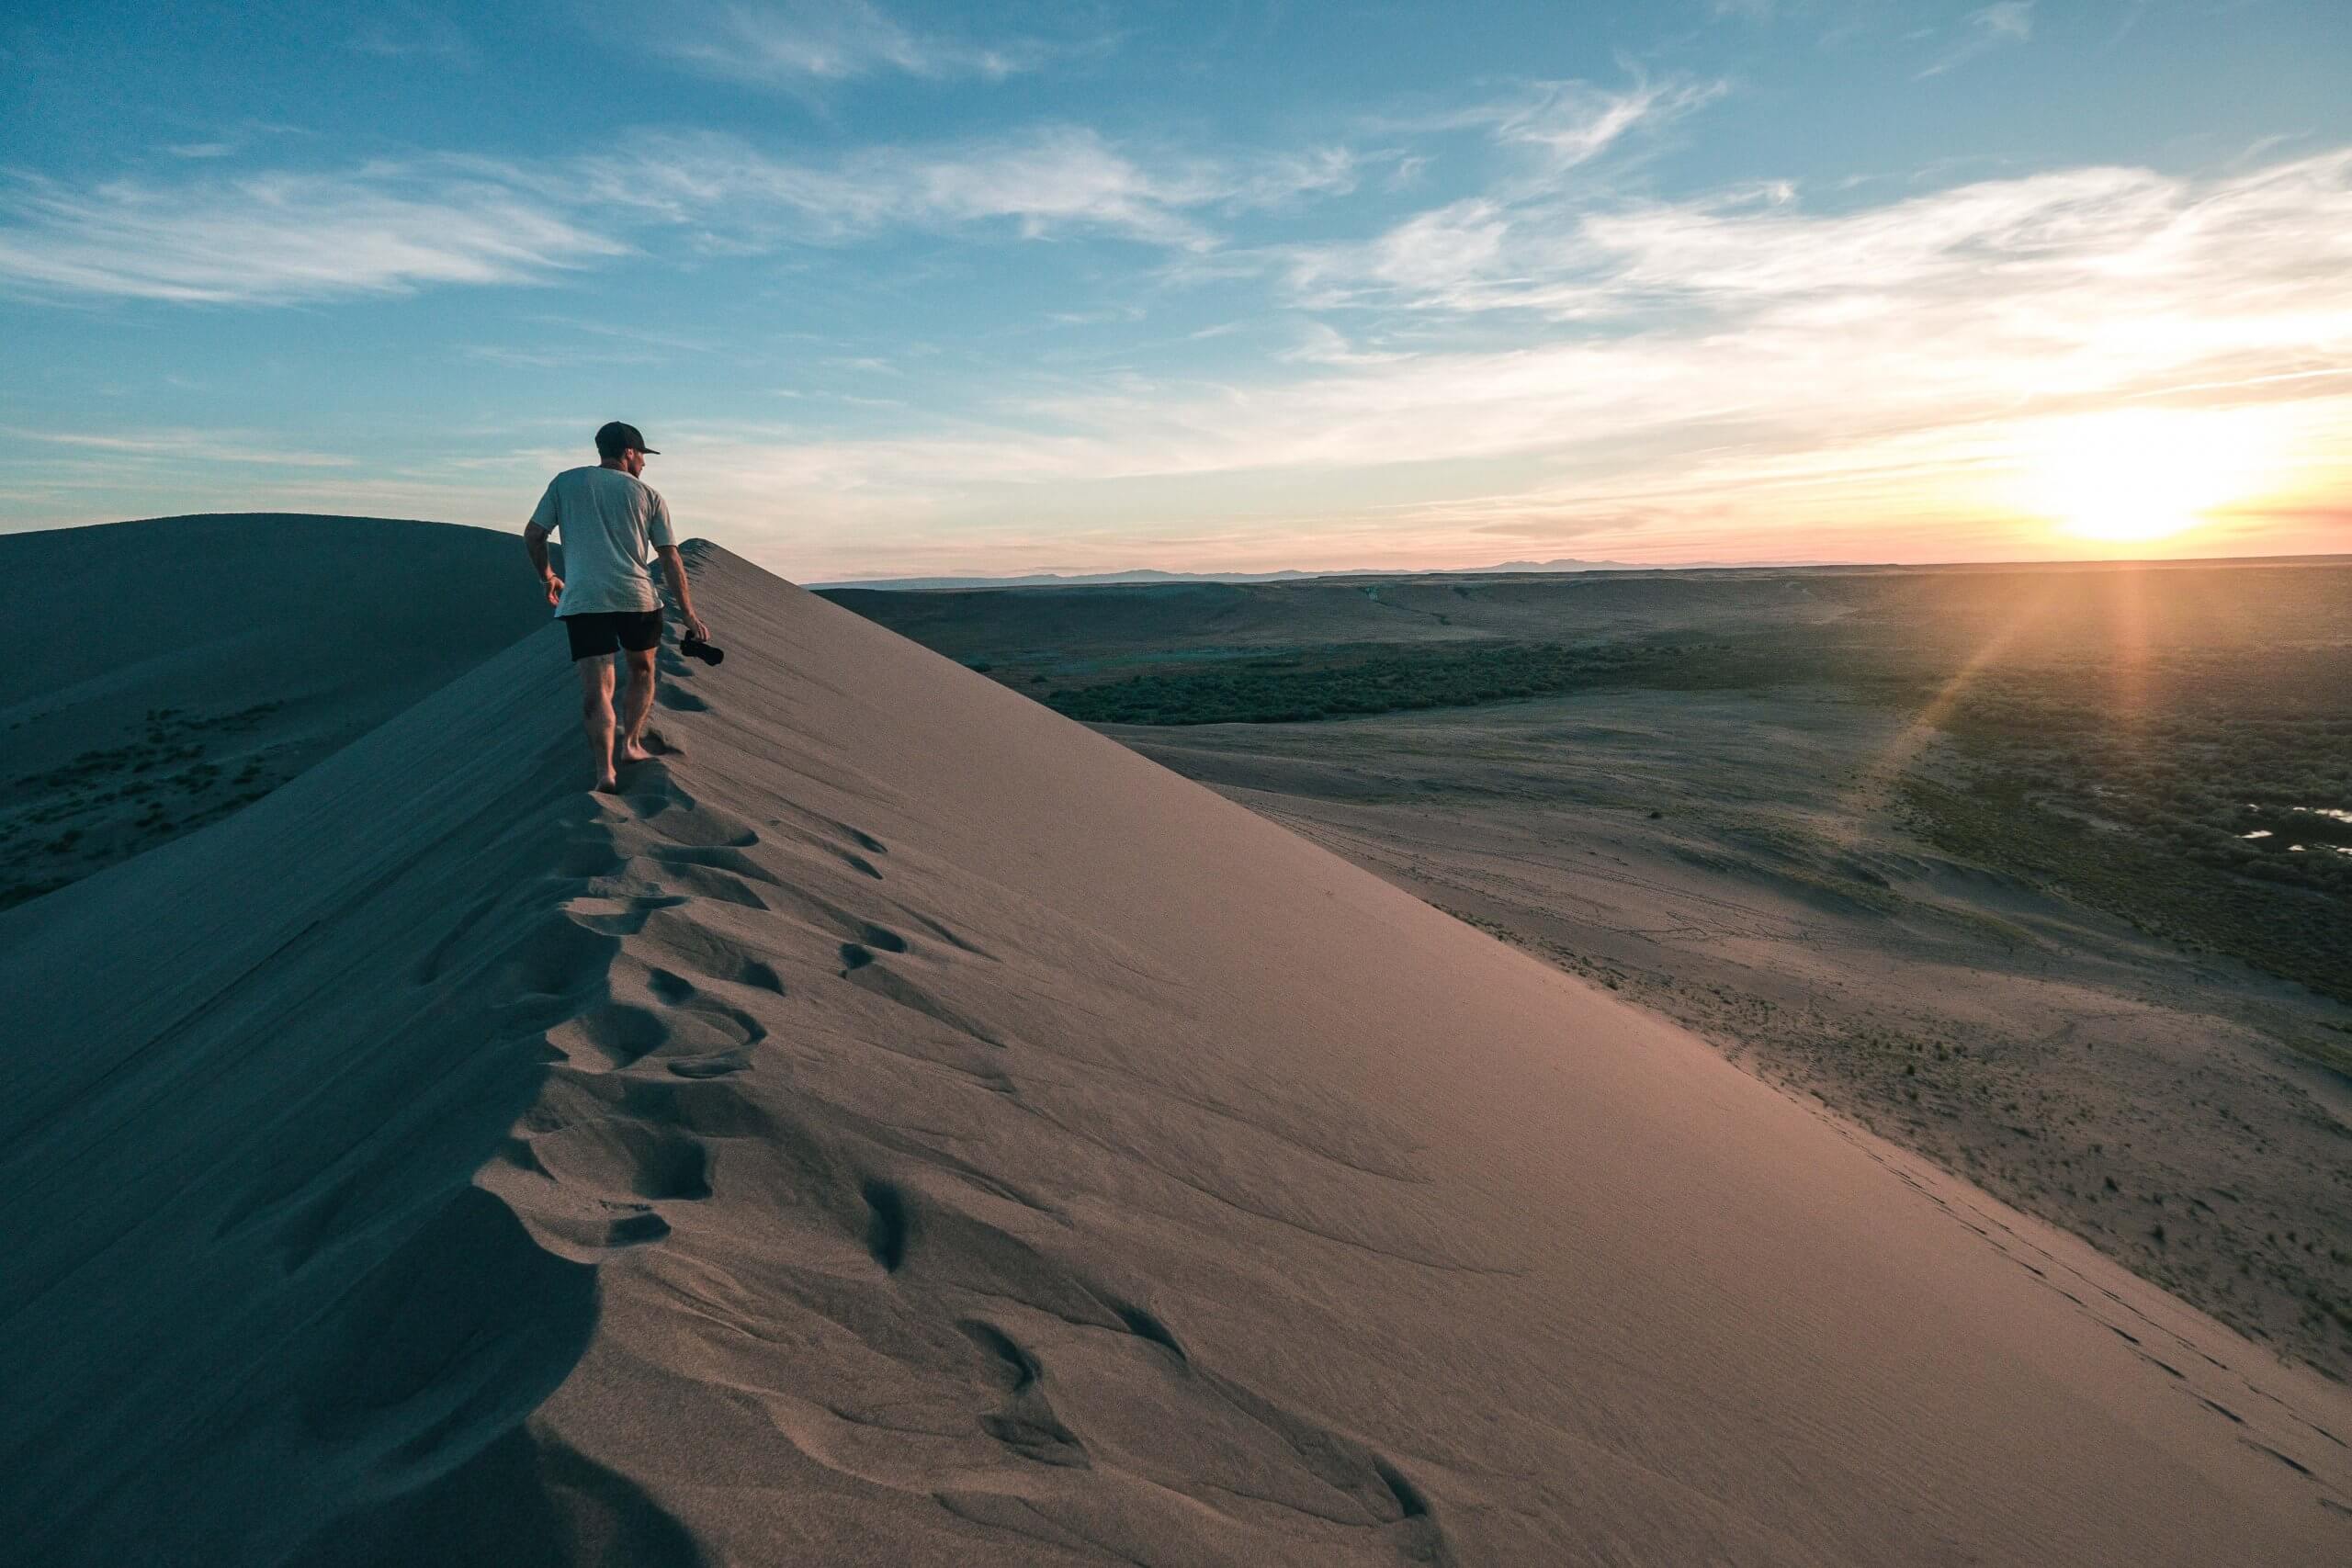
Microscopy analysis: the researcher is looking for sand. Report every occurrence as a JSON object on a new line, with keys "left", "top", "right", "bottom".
{"left": 4, "top": 536, "right": 2347, "bottom": 1564}
{"left": 0, "top": 514, "right": 548, "bottom": 907}
{"left": 1113, "top": 685, "right": 2352, "bottom": 1381}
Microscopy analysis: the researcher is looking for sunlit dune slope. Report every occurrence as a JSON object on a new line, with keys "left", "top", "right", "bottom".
{"left": 3, "top": 543, "right": 2346, "bottom": 1566}
{"left": 0, "top": 513, "right": 547, "bottom": 907}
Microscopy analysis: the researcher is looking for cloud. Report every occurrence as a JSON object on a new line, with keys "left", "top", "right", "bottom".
{"left": 1487, "top": 77, "right": 1724, "bottom": 171}
{"left": 1284, "top": 75, "right": 1718, "bottom": 305}
{"left": 1289, "top": 150, "right": 2352, "bottom": 454}
{"left": 0, "top": 123, "right": 1351, "bottom": 304}
{"left": 610, "top": 146, "right": 2352, "bottom": 572}
{"left": 1280, "top": 145, "right": 2352, "bottom": 349}
{"left": 15, "top": 55, "right": 2348, "bottom": 574}
{"left": 605, "top": 127, "right": 1353, "bottom": 251}
{"left": 0, "top": 164, "right": 624, "bottom": 303}
{"left": 463, "top": 344, "right": 665, "bottom": 369}
{"left": 347, "top": 7, "right": 477, "bottom": 69}
{"left": 652, "top": 0, "right": 1052, "bottom": 85}
{"left": 1281, "top": 322, "right": 1408, "bottom": 367}
{"left": 1286, "top": 198, "right": 1510, "bottom": 304}
{"left": 1393, "top": 74, "right": 1721, "bottom": 177}
{"left": 1917, "top": 2, "right": 2034, "bottom": 79}
{"left": 155, "top": 119, "right": 316, "bottom": 164}
{"left": 0, "top": 426, "right": 356, "bottom": 467}
{"left": 40, "top": 130, "right": 2341, "bottom": 572}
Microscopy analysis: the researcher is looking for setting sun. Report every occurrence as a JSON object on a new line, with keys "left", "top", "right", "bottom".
{"left": 2018, "top": 407, "right": 2279, "bottom": 545}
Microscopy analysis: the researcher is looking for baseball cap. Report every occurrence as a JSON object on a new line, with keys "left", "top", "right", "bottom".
{"left": 594, "top": 421, "right": 660, "bottom": 458}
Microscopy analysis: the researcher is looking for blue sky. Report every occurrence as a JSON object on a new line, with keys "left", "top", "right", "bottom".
{"left": 3, "top": 0, "right": 2347, "bottom": 578}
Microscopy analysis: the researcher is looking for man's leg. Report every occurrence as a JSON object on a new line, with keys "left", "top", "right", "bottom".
{"left": 578, "top": 656, "right": 620, "bottom": 793}
{"left": 616, "top": 646, "right": 657, "bottom": 767}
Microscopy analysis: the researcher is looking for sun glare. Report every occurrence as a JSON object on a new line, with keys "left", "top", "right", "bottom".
{"left": 2018, "top": 408, "right": 2278, "bottom": 545}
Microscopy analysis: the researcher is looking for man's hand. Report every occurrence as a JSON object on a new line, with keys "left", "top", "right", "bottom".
{"left": 654, "top": 544, "right": 708, "bottom": 645}
{"left": 524, "top": 523, "right": 561, "bottom": 608}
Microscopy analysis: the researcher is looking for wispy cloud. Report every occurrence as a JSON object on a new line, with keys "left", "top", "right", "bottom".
{"left": 1386, "top": 74, "right": 1720, "bottom": 178}
{"left": 617, "top": 147, "right": 2352, "bottom": 572}
{"left": 605, "top": 127, "right": 1355, "bottom": 251}
{"left": 1917, "top": 2, "right": 2034, "bottom": 79}
{"left": 652, "top": 0, "right": 1055, "bottom": 85}
{"left": 1282, "top": 141, "right": 2352, "bottom": 353}
{"left": 0, "top": 164, "right": 623, "bottom": 303}
{"left": 12, "top": 45, "right": 2347, "bottom": 575}
{"left": 0, "top": 426, "right": 356, "bottom": 467}
{"left": 347, "top": 6, "right": 477, "bottom": 70}
{"left": 1281, "top": 322, "right": 1408, "bottom": 367}
{"left": 154, "top": 119, "right": 314, "bottom": 164}
{"left": 1485, "top": 77, "right": 1724, "bottom": 172}
{"left": 1285, "top": 75, "right": 1716, "bottom": 306}
{"left": 1287, "top": 198, "right": 1509, "bottom": 302}
{"left": 463, "top": 344, "right": 665, "bottom": 369}
{"left": 0, "top": 123, "right": 1352, "bottom": 304}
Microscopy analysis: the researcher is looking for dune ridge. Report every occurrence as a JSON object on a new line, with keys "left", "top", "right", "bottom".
{"left": 5, "top": 543, "right": 2348, "bottom": 1564}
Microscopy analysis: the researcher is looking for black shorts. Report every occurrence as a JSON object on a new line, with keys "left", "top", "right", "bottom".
{"left": 561, "top": 610, "right": 663, "bottom": 662}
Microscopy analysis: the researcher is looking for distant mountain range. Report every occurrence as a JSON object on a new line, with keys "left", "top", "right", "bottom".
{"left": 810, "top": 558, "right": 1757, "bottom": 590}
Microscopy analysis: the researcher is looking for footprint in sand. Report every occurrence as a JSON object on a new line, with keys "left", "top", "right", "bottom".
{"left": 741, "top": 809, "right": 894, "bottom": 880}
{"left": 862, "top": 1179, "right": 911, "bottom": 1272}
{"left": 528, "top": 1119, "right": 714, "bottom": 1204}
{"left": 864, "top": 1179, "right": 1453, "bottom": 1562}
{"left": 564, "top": 894, "right": 691, "bottom": 936}
{"left": 490, "top": 1104, "right": 722, "bottom": 1260}
{"left": 546, "top": 998, "right": 741, "bottom": 1074}
{"left": 836, "top": 945, "right": 1005, "bottom": 1048}
{"left": 631, "top": 910, "right": 786, "bottom": 998}
{"left": 638, "top": 964, "right": 771, "bottom": 1078}
{"left": 959, "top": 1320, "right": 1091, "bottom": 1469}
{"left": 657, "top": 862, "right": 772, "bottom": 911}
{"left": 649, "top": 842, "right": 782, "bottom": 885}
{"left": 837, "top": 925, "right": 910, "bottom": 973}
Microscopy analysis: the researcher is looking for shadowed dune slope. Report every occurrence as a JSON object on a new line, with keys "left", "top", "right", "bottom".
{"left": 4, "top": 543, "right": 2347, "bottom": 1565}
{"left": 0, "top": 514, "right": 548, "bottom": 907}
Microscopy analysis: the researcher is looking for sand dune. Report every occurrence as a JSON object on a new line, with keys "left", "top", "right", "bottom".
{"left": 0, "top": 514, "right": 547, "bottom": 908}
{"left": 5, "top": 541, "right": 2347, "bottom": 1564}
{"left": 1112, "top": 688, "right": 2352, "bottom": 1379}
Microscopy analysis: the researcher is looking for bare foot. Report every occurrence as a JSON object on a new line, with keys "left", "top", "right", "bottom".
{"left": 615, "top": 742, "right": 654, "bottom": 767}
{"left": 593, "top": 772, "right": 621, "bottom": 795}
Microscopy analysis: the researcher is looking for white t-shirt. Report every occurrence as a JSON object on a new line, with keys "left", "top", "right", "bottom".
{"left": 529, "top": 466, "right": 677, "bottom": 615}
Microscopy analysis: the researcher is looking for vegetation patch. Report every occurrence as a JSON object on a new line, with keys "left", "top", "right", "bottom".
{"left": 1899, "top": 650, "right": 2352, "bottom": 1003}
{"left": 1041, "top": 639, "right": 1765, "bottom": 725}
{"left": 1, "top": 703, "right": 294, "bottom": 912}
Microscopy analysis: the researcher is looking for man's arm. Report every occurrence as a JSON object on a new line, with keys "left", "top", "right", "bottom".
{"left": 656, "top": 545, "right": 709, "bottom": 642}
{"left": 524, "top": 523, "right": 562, "bottom": 608}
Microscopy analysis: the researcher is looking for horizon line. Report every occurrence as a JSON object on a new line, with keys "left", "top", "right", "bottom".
{"left": 12, "top": 511, "right": 2349, "bottom": 585}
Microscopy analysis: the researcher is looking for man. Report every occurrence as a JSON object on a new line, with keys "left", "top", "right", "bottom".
{"left": 524, "top": 421, "right": 711, "bottom": 793}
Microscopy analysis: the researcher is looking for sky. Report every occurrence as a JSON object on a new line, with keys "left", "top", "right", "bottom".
{"left": 2, "top": 0, "right": 2348, "bottom": 580}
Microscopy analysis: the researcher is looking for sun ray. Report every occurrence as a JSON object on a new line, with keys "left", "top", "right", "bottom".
{"left": 1833, "top": 579, "right": 2060, "bottom": 851}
